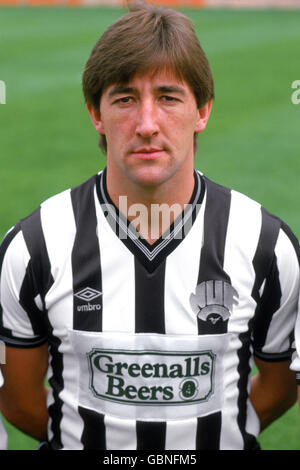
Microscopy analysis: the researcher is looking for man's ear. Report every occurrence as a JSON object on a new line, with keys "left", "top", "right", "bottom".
{"left": 195, "top": 100, "right": 212, "bottom": 134}
{"left": 86, "top": 103, "right": 105, "bottom": 135}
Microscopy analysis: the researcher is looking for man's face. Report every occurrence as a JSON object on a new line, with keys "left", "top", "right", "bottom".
{"left": 88, "top": 69, "right": 211, "bottom": 188}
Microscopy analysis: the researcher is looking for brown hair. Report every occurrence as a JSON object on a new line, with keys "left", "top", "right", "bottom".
{"left": 82, "top": 0, "right": 214, "bottom": 153}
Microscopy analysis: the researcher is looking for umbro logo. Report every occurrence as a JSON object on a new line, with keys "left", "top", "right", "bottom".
{"left": 75, "top": 287, "right": 102, "bottom": 302}
{"left": 190, "top": 280, "right": 239, "bottom": 325}
{"left": 75, "top": 287, "right": 102, "bottom": 312}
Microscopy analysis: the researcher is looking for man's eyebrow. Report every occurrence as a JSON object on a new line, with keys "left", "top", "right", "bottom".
{"left": 156, "top": 85, "right": 186, "bottom": 95}
{"left": 107, "top": 85, "right": 187, "bottom": 98}
{"left": 108, "top": 86, "right": 135, "bottom": 98}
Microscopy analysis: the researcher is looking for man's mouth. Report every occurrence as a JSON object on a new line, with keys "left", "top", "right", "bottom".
{"left": 131, "top": 147, "right": 164, "bottom": 160}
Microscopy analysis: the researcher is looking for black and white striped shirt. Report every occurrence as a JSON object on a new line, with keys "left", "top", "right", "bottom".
{"left": 0, "top": 169, "right": 299, "bottom": 450}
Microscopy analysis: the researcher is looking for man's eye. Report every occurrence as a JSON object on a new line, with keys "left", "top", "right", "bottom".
{"left": 116, "top": 97, "right": 133, "bottom": 104}
{"left": 161, "top": 95, "right": 178, "bottom": 103}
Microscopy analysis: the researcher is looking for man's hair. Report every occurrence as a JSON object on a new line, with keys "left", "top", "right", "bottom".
{"left": 82, "top": 0, "right": 214, "bottom": 154}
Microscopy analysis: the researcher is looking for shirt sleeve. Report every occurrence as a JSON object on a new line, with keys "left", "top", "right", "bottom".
{"left": 0, "top": 225, "right": 48, "bottom": 348}
{"left": 252, "top": 224, "right": 300, "bottom": 362}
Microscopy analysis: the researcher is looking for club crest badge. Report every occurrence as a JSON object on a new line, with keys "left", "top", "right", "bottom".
{"left": 190, "top": 280, "right": 239, "bottom": 325}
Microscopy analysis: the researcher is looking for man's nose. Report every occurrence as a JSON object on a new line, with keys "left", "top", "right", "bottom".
{"left": 135, "top": 101, "right": 159, "bottom": 138}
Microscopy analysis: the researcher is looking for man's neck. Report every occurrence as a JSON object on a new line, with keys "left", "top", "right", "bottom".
{"left": 106, "top": 168, "right": 196, "bottom": 245}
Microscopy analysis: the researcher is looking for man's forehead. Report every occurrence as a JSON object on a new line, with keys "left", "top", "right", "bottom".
{"left": 104, "top": 68, "right": 189, "bottom": 94}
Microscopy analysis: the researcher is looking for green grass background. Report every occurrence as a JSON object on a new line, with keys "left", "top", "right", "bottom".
{"left": 0, "top": 5, "right": 299, "bottom": 450}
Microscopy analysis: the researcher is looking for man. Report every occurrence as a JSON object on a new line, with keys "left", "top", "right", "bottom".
{"left": 0, "top": 1, "right": 299, "bottom": 450}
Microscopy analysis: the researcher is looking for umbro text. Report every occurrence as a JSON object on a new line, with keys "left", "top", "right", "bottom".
{"left": 77, "top": 303, "right": 101, "bottom": 312}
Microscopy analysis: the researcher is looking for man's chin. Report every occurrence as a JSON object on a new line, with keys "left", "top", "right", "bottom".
{"left": 126, "top": 166, "right": 174, "bottom": 189}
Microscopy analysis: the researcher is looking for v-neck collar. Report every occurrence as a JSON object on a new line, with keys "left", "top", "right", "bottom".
{"left": 96, "top": 168, "right": 205, "bottom": 272}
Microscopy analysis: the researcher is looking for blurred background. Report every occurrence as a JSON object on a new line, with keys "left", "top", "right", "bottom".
{"left": 0, "top": 0, "right": 299, "bottom": 450}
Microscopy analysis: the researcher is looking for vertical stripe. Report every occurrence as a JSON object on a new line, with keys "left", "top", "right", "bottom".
{"left": 95, "top": 191, "right": 136, "bottom": 334}
{"left": 70, "top": 178, "right": 106, "bottom": 449}
{"left": 196, "top": 412, "right": 222, "bottom": 450}
{"left": 46, "top": 324, "right": 65, "bottom": 450}
{"left": 21, "top": 209, "right": 54, "bottom": 304}
{"left": 251, "top": 209, "right": 284, "bottom": 351}
{"left": 105, "top": 415, "right": 137, "bottom": 450}
{"left": 194, "top": 178, "right": 231, "bottom": 449}
{"left": 263, "top": 228, "right": 299, "bottom": 356}
{"left": 136, "top": 421, "right": 166, "bottom": 450}
{"left": 165, "top": 419, "right": 197, "bottom": 450}
{"left": 78, "top": 407, "right": 106, "bottom": 450}
{"left": 222, "top": 190, "right": 263, "bottom": 449}
{"left": 197, "top": 179, "right": 231, "bottom": 336}
{"left": 134, "top": 258, "right": 166, "bottom": 448}
{"left": 17, "top": 211, "right": 51, "bottom": 340}
{"left": 251, "top": 208, "right": 281, "bottom": 307}
{"left": 20, "top": 208, "right": 66, "bottom": 449}
{"left": 71, "top": 177, "right": 103, "bottom": 332}
{"left": 252, "top": 254, "right": 281, "bottom": 351}
{"left": 40, "top": 190, "right": 83, "bottom": 449}
{"left": 163, "top": 197, "right": 205, "bottom": 450}
{"left": 95, "top": 185, "right": 137, "bottom": 447}
{"left": 164, "top": 199, "right": 205, "bottom": 336}
{"left": 235, "top": 329, "right": 256, "bottom": 450}
{"left": 19, "top": 260, "right": 48, "bottom": 339}
{"left": 134, "top": 258, "right": 166, "bottom": 334}
{"left": 197, "top": 179, "right": 231, "bottom": 283}
{"left": 0, "top": 230, "right": 36, "bottom": 342}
